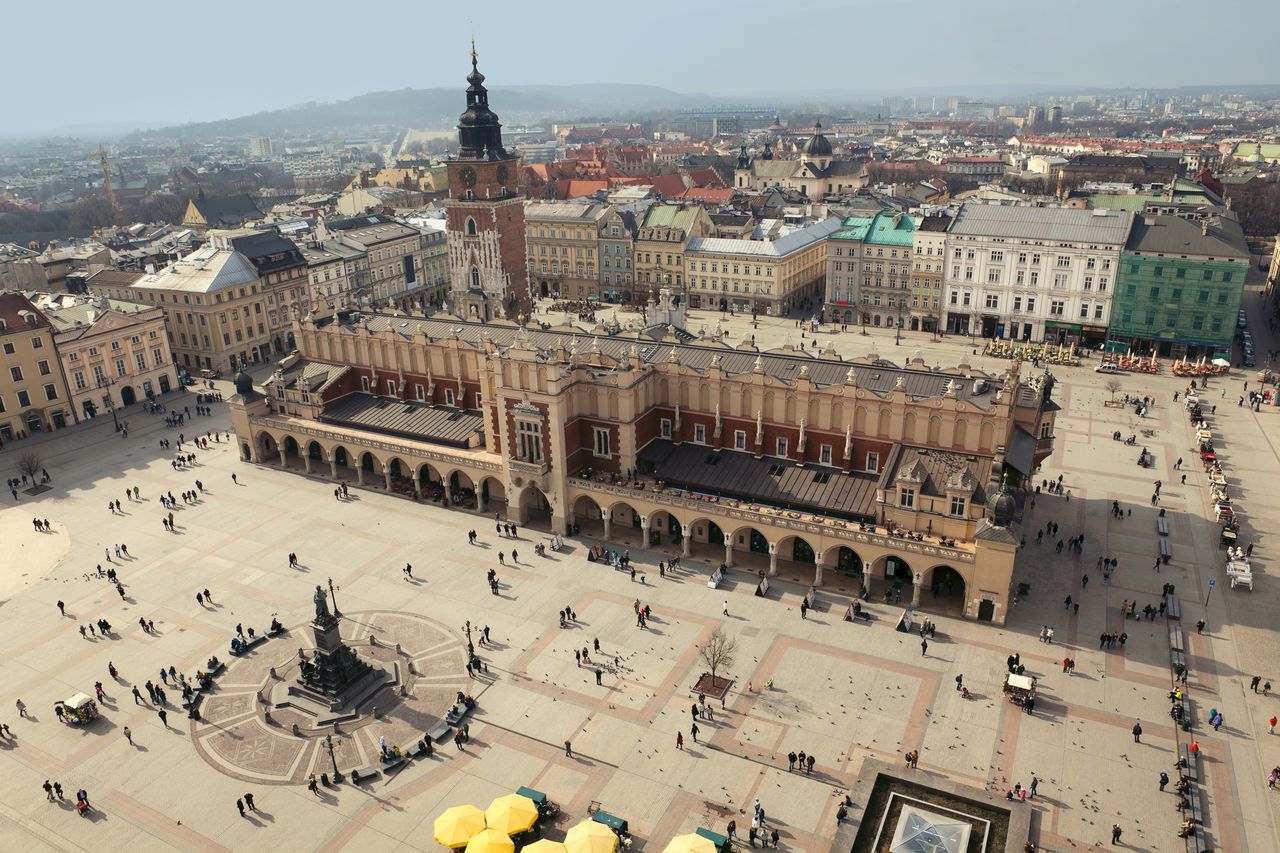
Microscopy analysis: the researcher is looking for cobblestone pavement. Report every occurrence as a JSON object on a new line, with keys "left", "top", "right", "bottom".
{"left": 0, "top": 286, "right": 1276, "bottom": 852}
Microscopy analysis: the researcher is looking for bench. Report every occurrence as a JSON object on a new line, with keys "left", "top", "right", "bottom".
{"left": 1182, "top": 787, "right": 1207, "bottom": 851}
{"left": 1179, "top": 743, "right": 1199, "bottom": 781}
{"left": 1170, "top": 649, "right": 1187, "bottom": 676}
{"left": 206, "top": 661, "right": 226, "bottom": 678}
{"left": 1166, "top": 596, "right": 1182, "bottom": 621}
{"left": 1169, "top": 626, "right": 1185, "bottom": 652}
{"left": 182, "top": 686, "right": 205, "bottom": 709}
{"left": 350, "top": 766, "right": 380, "bottom": 784}
{"left": 1157, "top": 517, "right": 1170, "bottom": 536}
{"left": 426, "top": 720, "right": 451, "bottom": 742}
{"left": 1159, "top": 540, "right": 1172, "bottom": 563}
{"left": 409, "top": 739, "right": 434, "bottom": 759}
{"left": 1180, "top": 696, "right": 1195, "bottom": 733}
{"left": 379, "top": 754, "right": 407, "bottom": 773}
{"left": 229, "top": 634, "right": 267, "bottom": 656}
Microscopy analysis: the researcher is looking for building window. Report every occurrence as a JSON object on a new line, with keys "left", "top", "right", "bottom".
{"left": 415, "top": 384, "right": 425, "bottom": 401}
{"left": 466, "top": 218, "right": 478, "bottom": 236}
{"left": 1, "top": 343, "right": 12, "bottom": 355}
{"left": 17, "top": 390, "right": 31, "bottom": 407}
{"left": 985, "top": 293, "right": 999, "bottom": 309}
{"left": 949, "top": 496, "right": 966, "bottom": 516}
{"left": 444, "top": 388, "right": 455, "bottom": 406}
{"left": 593, "top": 427, "right": 611, "bottom": 457}
{"left": 776, "top": 437, "right": 788, "bottom": 457}
{"left": 734, "top": 430, "right": 746, "bottom": 450}
{"left": 694, "top": 423, "right": 706, "bottom": 444}
{"left": 37, "top": 359, "right": 50, "bottom": 376}
{"left": 819, "top": 444, "right": 832, "bottom": 465}
{"left": 43, "top": 383, "right": 57, "bottom": 401}
{"left": 660, "top": 418, "right": 672, "bottom": 438}
{"left": 517, "top": 420, "right": 543, "bottom": 463}
{"left": 9, "top": 366, "right": 22, "bottom": 382}
{"left": 360, "top": 376, "right": 371, "bottom": 393}
{"left": 866, "top": 451, "right": 879, "bottom": 472}
{"left": 900, "top": 488, "right": 915, "bottom": 508}
{"left": 73, "top": 371, "right": 86, "bottom": 390}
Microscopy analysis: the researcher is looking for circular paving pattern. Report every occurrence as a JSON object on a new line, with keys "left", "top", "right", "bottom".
{"left": 190, "top": 610, "right": 468, "bottom": 785}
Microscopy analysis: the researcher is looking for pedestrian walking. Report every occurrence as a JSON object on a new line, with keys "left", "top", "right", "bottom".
{"left": 236, "top": 798, "right": 245, "bottom": 817}
{"left": 1158, "top": 771, "right": 1168, "bottom": 791}
{"left": 1111, "top": 824, "right": 1122, "bottom": 844}
{"left": 123, "top": 726, "right": 132, "bottom": 745}
{"left": 1251, "top": 675, "right": 1261, "bottom": 692}
{"left": 244, "top": 792, "right": 255, "bottom": 811}
{"left": 920, "top": 639, "right": 928, "bottom": 657}
{"left": 955, "top": 674, "right": 963, "bottom": 691}
{"left": 1132, "top": 721, "right": 1142, "bottom": 743}
{"left": 158, "top": 708, "right": 168, "bottom": 727}
{"left": 564, "top": 740, "right": 572, "bottom": 757}
{"left": 691, "top": 722, "right": 699, "bottom": 742}
{"left": 15, "top": 699, "right": 26, "bottom": 718}
{"left": 676, "top": 731, "right": 684, "bottom": 749}
{"left": 723, "top": 600, "right": 729, "bottom": 616}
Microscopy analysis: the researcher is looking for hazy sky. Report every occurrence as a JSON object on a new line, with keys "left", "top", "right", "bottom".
{"left": 5, "top": 0, "right": 1278, "bottom": 135}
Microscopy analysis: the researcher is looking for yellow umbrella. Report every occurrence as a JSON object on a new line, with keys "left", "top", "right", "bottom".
{"left": 485, "top": 794, "right": 539, "bottom": 836}
{"left": 435, "top": 804, "right": 487, "bottom": 849}
{"left": 522, "top": 842, "right": 568, "bottom": 853}
{"left": 564, "top": 820, "right": 618, "bottom": 853}
{"left": 663, "top": 834, "right": 716, "bottom": 853}
{"left": 465, "top": 828, "right": 515, "bottom": 853}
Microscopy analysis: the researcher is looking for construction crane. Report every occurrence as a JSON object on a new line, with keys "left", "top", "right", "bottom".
{"left": 89, "top": 145, "right": 114, "bottom": 208}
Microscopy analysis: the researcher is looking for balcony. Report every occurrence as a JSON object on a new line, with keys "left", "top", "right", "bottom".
{"left": 570, "top": 475, "right": 974, "bottom": 563}
{"left": 510, "top": 458, "right": 550, "bottom": 476}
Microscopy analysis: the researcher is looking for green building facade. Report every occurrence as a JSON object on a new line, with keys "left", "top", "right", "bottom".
{"left": 1111, "top": 254, "right": 1244, "bottom": 356}
{"left": 1108, "top": 215, "right": 1249, "bottom": 357}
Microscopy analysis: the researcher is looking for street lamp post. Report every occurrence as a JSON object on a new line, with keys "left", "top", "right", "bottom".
{"left": 326, "top": 733, "right": 343, "bottom": 783}
{"left": 327, "top": 577, "right": 340, "bottom": 617}
{"left": 96, "top": 377, "right": 119, "bottom": 432}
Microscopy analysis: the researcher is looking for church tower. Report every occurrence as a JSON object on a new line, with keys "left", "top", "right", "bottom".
{"left": 446, "top": 41, "right": 526, "bottom": 322}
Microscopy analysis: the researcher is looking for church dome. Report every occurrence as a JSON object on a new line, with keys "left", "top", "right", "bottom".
{"left": 986, "top": 488, "right": 1016, "bottom": 527}
{"left": 234, "top": 371, "right": 254, "bottom": 396}
{"left": 802, "top": 121, "right": 833, "bottom": 157}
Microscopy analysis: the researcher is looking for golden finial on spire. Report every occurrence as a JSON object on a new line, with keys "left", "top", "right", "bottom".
{"left": 470, "top": 37, "right": 477, "bottom": 64}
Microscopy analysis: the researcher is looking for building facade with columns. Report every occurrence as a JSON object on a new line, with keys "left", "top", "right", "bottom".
{"left": 228, "top": 311, "right": 1058, "bottom": 626}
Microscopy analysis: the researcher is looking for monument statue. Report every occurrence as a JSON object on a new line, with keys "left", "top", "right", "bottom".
{"left": 314, "top": 585, "right": 331, "bottom": 622}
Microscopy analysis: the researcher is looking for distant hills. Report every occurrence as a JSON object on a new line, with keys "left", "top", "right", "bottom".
{"left": 128, "top": 84, "right": 718, "bottom": 141}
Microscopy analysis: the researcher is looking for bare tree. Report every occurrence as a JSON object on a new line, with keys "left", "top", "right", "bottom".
{"left": 698, "top": 626, "right": 737, "bottom": 687}
{"left": 16, "top": 452, "right": 42, "bottom": 483}
{"left": 1105, "top": 379, "right": 1122, "bottom": 402}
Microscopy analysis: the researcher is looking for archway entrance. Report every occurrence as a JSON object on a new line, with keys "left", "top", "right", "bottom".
{"left": 518, "top": 485, "right": 553, "bottom": 530}
{"left": 977, "top": 599, "right": 996, "bottom": 621}
{"left": 418, "top": 463, "right": 444, "bottom": 501}
{"left": 282, "top": 436, "right": 301, "bottom": 468}
{"left": 573, "top": 495, "right": 604, "bottom": 536}
{"left": 649, "top": 510, "right": 680, "bottom": 548}
{"left": 307, "top": 441, "right": 324, "bottom": 462}
{"left": 871, "top": 554, "right": 914, "bottom": 605}
{"left": 448, "top": 471, "right": 477, "bottom": 509}
{"left": 683, "top": 518, "right": 723, "bottom": 562}
{"left": 480, "top": 477, "right": 506, "bottom": 515}
{"left": 387, "top": 458, "right": 413, "bottom": 496}
{"left": 836, "top": 546, "right": 864, "bottom": 576}
{"left": 257, "top": 432, "right": 279, "bottom": 462}
{"left": 774, "top": 535, "right": 818, "bottom": 584}
{"left": 120, "top": 386, "right": 136, "bottom": 406}
{"left": 606, "top": 502, "right": 642, "bottom": 545}
{"left": 728, "top": 526, "right": 770, "bottom": 571}
{"left": 923, "top": 565, "right": 968, "bottom": 618}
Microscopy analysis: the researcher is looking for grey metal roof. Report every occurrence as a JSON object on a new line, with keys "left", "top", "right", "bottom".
{"left": 278, "top": 359, "right": 347, "bottom": 393}
{"left": 337, "top": 314, "right": 1001, "bottom": 407}
{"left": 687, "top": 218, "right": 841, "bottom": 258}
{"left": 949, "top": 203, "right": 1134, "bottom": 245}
{"left": 321, "top": 393, "right": 483, "bottom": 447}
{"left": 637, "top": 439, "right": 878, "bottom": 520}
{"left": 882, "top": 444, "right": 991, "bottom": 501}
{"left": 1123, "top": 214, "right": 1249, "bottom": 259}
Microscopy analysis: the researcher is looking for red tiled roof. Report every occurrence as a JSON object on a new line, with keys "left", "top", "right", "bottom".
{"left": 0, "top": 292, "right": 49, "bottom": 334}
{"left": 686, "top": 167, "right": 725, "bottom": 188}
{"left": 648, "top": 174, "right": 687, "bottom": 199}
{"left": 676, "top": 187, "right": 734, "bottom": 204}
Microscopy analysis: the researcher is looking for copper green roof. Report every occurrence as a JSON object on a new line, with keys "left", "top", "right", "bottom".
{"left": 641, "top": 205, "right": 701, "bottom": 234}
{"left": 831, "top": 215, "right": 874, "bottom": 241}
{"left": 865, "top": 211, "right": 919, "bottom": 246}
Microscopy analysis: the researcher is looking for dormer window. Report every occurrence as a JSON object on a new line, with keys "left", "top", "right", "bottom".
{"left": 899, "top": 487, "right": 916, "bottom": 508}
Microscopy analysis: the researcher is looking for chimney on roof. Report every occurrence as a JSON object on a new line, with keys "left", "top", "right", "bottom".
{"left": 1201, "top": 219, "right": 1209, "bottom": 236}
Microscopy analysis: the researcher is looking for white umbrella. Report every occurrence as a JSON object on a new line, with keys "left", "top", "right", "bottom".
{"left": 1212, "top": 358, "right": 1231, "bottom": 367}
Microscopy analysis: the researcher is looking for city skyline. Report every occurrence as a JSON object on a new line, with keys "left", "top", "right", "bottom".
{"left": 4, "top": 0, "right": 1279, "bottom": 136}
